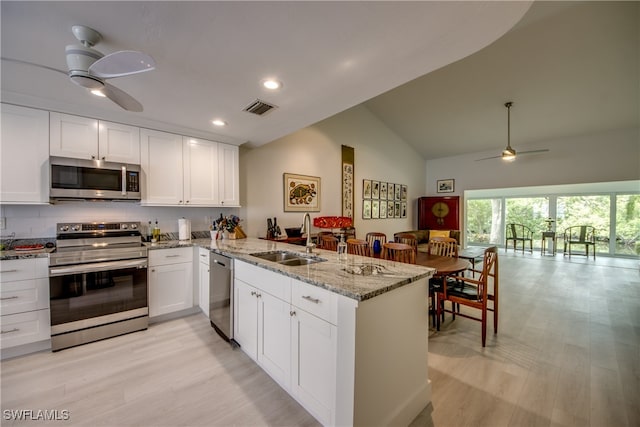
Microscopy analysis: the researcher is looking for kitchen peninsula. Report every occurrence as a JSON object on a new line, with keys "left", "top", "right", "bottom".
{"left": 152, "top": 237, "right": 434, "bottom": 426}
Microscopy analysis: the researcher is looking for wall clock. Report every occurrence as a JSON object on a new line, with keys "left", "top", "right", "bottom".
{"left": 418, "top": 196, "right": 459, "bottom": 230}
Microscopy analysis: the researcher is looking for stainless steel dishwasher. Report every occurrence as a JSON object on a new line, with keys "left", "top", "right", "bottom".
{"left": 209, "top": 252, "right": 234, "bottom": 342}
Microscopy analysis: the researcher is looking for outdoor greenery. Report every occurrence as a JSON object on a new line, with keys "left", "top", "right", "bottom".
{"left": 466, "top": 193, "right": 640, "bottom": 256}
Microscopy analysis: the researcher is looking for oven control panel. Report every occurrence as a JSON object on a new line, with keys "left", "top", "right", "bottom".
{"left": 57, "top": 222, "right": 141, "bottom": 234}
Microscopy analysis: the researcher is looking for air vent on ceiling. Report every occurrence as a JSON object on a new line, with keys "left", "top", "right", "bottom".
{"left": 243, "top": 99, "right": 277, "bottom": 116}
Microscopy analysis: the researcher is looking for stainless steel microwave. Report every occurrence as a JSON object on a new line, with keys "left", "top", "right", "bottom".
{"left": 50, "top": 157, "right": 141, "bottom": 201}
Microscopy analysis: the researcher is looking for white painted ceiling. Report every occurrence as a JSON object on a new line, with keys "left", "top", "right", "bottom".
{"left": 1, "top": 1, "right": 637, "bottom": 160}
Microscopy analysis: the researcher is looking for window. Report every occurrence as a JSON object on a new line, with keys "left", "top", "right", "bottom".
{"left": 466, "top": 198, "right": 503, "bottom": 245}
{"left": 556, "top": 195, "right": 610, "bottom": 253}
{"left": 615, "top": 195, "right": 640, "bottom": 256}
{"left": 505, "top": 197, "right": 549, "bottom": 249}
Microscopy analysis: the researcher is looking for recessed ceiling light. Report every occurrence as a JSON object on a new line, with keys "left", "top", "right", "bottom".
{"left": 262, "top": 79, "right": 282, "bottom": 90}
{"left": 212, "top": 119, "right": 227, "bottom": 127}
{"left": 91, "top": 89, "right": 106, "bottom": 97}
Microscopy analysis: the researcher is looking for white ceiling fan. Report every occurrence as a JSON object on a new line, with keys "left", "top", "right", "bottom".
{"left": 1, "top": 25, "right": 155, "bottom": 112}
{"left": 476, "top": 101, "right": 550, "bottom": 161}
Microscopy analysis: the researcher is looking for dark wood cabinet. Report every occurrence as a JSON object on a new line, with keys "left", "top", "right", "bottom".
{"left": 418, "top": 196, "right": 460, "bottom": 230}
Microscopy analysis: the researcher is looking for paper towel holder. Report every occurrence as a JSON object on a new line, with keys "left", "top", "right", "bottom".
{"left": 178, "top": 218, "right": 191, "bottom": 241}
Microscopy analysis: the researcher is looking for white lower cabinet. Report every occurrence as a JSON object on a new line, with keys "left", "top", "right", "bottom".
{"left": 0, "top": 258, "right": 50, "bottom": 352}
{"left": 234, "top": 261, "right": 337, "bottom": 425}
{"left": 198, "top": 248, "right": 210, "bottom": 318}
{"left": 148, "top": 248, "right": 193, "bottom": 318}
{"left": 290, "top": 307, "right": 337, "bottom": 424}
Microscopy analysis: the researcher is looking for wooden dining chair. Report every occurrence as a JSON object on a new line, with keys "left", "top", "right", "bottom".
{"left": 563, "top": 225, "right": 596, "bottom": 259}
{"left": 315, "top": 231, "right": 334, "bottom": 249}
{"left": 436, "top": 246, "right": 498, "bottom": 347}
{"left": 346, "top": 238, "right": 370, "bottom": 256}
{"left": 394, "top": 232, "right": 418, "bottom": 253}
{"left": 382, "top": 242, "right": 416, "bottom": 264}
{"left": 365, "top": 232, "right": 387, "bottom": 255}
{"left": 427, "top": 237, "right": 459, "bottom": 257}
{"left": 427, "top": 237, "right": 459, "bottom": 326}
{"left": 505, "top": 223, "right": 533, "bottom": 254}
{"left": 320, "top": 235, "right": 339, "bottom": 251}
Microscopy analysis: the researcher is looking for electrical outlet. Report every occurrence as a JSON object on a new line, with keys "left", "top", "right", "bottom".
{"left": 0, "top": 217, "right": 5, "bottom": 230}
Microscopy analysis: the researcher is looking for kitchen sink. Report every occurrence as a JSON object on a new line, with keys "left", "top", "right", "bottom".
{"left": 250, "top": 251, "right": 326, "bottom": 266}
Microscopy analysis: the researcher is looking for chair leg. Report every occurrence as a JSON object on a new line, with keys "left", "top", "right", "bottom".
{"left": 481, "top": 307, "right": 487, "bottom": 347}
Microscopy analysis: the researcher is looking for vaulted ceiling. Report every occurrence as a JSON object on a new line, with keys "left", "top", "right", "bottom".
{"left": 2, "top": 1, "right": 637, "bottom": 160}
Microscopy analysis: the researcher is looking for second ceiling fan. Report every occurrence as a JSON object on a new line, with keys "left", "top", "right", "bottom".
{"left": 476, "top": 101, "right": 549, "bottom": 161}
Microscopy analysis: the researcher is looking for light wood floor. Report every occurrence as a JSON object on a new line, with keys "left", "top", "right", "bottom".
{"left": 1, "top": 252, "right": 638, "bottom": 426}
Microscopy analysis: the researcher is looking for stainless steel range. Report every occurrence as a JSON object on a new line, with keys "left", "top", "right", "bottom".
{"left": 49, "top": 221, "right": 148, "bottom": 351}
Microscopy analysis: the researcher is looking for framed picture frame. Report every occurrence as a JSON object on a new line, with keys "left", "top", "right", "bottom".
{"left": 363, "top": 179, "right": 372, "bottom": 199}
{"left": 284, "top": 173, "right": 320, "bottom": 212}
{"left": 395, "top": 201, "right": 401, "bottom": 218}
{"left": 372, "top": 181, "right": 380, "bottom": 199}
{"left": 401, "top": 201, "right": 407, "bottom": 218}
{"left": 401, "top": 185, "right": 407, "bottom": 201}
{"left": 387, "top": 200, "right": 395, "bottom": 218}
{"left": 379, "top": 200, "right": 387, "bottom": 218}
{"left": 380, "top": 182, "right": 388, "bottom": 200}
{"left": 371, "top": 200, "right": 379, "bottom": 218}
{"left": 437, "top": 179, "right": 455, "bottom": 193}
{"left": 363, "top": 199, "right": 372, "bottom": 219}
{"left": 394, "top": 184, "right": 401, "bottom": 201}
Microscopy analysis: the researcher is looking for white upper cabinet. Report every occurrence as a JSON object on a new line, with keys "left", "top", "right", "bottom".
{"left": 50, "top": 112, "right": 140, "bottom": 164}
{"left": 140, "top": 128, "right": 184, "bottom": 205}
{"left": 218, "top": 143, "right": 240, "bottom": 206}
{"left": 183, "top": 137, "right": 219, "bottom": 206}
{"left": 0, "top": 104, "right": 50, "bottom": 204}
{"left": 141, "top": 131, "right": 240, "bottom": 207}
{"left": 98, "top": 121, "right": 140, "bottom": 164}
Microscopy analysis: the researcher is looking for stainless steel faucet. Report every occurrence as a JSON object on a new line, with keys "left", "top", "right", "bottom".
{"left": 301, "top": 213, "right": 315, "bottom": 254}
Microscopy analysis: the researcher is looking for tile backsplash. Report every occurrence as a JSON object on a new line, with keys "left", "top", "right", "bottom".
{"left": 0, "top": 202, "right": 239, "bottom": 239}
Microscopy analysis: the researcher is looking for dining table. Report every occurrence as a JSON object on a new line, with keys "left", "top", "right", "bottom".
{"left": 415, "top": 252, "right": 471, "bottom": 275}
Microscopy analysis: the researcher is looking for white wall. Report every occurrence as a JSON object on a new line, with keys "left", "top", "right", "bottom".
{"left": 240, "top": 104, "right": 426, "bottom": 239}
{"left": 0, "top": 203, "right": 238, "bottom": 239}
{"left": 426, "top": 127, "right": 639, "bottom": 196}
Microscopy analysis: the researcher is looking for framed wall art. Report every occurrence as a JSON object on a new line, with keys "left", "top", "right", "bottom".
{"left": 363, "top": 179, "right": 372, "bottom": 199}
{"left": 437, "top": 179, "right": 455, "bottom": 193}
{"left": 284, "top": 173, "right": 320, "bottom": 212}
{"left": 380, "top": 182, "right": 388, "bottom": 200}
{"left": 363, "top": 200, "right": 372, "bottom": 219}
{"left": 372, "top": 181, "right": 380, "bottom": 199}
{"left": 372, "top": 200, "right": 379, "bottom": 218}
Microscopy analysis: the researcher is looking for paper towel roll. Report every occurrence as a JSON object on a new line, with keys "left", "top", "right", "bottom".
{"left": 178, "top": 218, "right": 191, "bottom": 241}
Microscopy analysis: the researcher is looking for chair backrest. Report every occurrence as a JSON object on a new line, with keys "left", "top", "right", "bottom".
{"left": 382, "top": 242, "right": 416, "bottom": 264}
{"left": 315, "top": 231, "right": 334, "bottom": 249}
{"left": 346, "top": 238, "right": 370, "bottom": 256}
{"left": 321, "top": 235, "right": 339, "bottom": 251}
{"left": 365, "top": 232, "right": 387, "bottom": 247}
{"left": 506, "top": 223, "right": 532, "bottom": 239}
{"left": 394, "top": 232, "right": 418, "bottom": 252}
{"left": 478, "top": 246, "right": 498, "bottom": 300}
{"left": 427, "top": 237, "right": 458, "bottom": 257}
{"left": 564, "top": 225, "right": 595, "bottom": 243}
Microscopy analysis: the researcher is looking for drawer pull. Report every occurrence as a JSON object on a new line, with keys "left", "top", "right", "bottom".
{"left": 1, "top": 328, "right": 19, "bottom": 334}
{"left": 0, "top": 269, "right": 19, "bottom": 273}
{"left": 290, "top": 310, "right": 296, "bottom": 317}
{"left": 165, "top": 254, "right": 181, "bottom": 258}
{"left": 302, "top": 295, "right": 320, "bottom": 304}
{"left": 0, "top": 296, "right": 19, "bottom": 301}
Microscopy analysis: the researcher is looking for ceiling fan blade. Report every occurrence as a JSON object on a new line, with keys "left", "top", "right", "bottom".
{"left": 89, "top": 51, "right": 155, "bottom": 78}
{"left": 1, "top": 57, "right": 67, "bottom": 76}
{"left": 102, "top": 82, "right": 143, "bottom": 112}
{"left": 519, "top": 149, "right": 550, "bottom": 155}
{"left": 475, "top": 154, "right": 502, "bottom": 161}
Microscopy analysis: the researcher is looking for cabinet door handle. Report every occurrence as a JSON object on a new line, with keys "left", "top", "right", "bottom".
{"left": 0, "top": 269, "right": 18, "bottom": 274}
{"left": 91, "top": 155, "right": 96, "bottom": 160}
{"left": 256, "top": 293, "right": 262, "bottom": 298}
{"left": 302, "top": 295, "right": 320, "bottom": 304}
{"left": 0, "top": 296, "right": 19, "bottom": 301}
{"left": 250, "top": 291, "right": 257, "bottom": 296}
{"left": 179, "top": 200, "right": 183, "bottom": 204}
{"left": 1, "top": 328, "right": 19, "bottom": 334}
{"left": 165, "top": 255, "right": 181, "bottom": 258}
{"left": 290, "top": 311, "right": 296, "bottom": 317}
{"left": 200, "top": 254, "right": 207, "bottom": 258}
{"left": 186, "top": 200, "right": 190, "bottom": 204}
{"left": 151, "top": 269, "right": 156, "bottom": 272}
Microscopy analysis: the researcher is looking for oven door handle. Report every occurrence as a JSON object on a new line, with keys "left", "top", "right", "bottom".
{"left": 49, "top": 258, "right": 148, "bottom": 277}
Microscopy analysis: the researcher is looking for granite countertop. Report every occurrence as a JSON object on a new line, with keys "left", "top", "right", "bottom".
{"left": 0, "top": 237, "right": 434, "bottom": 302}
{"left": 148, "top": 237, "right": 435, "bottom": 301}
